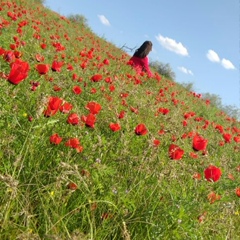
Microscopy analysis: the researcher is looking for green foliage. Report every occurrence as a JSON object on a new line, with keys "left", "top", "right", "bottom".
{"left": 202, "top": 92, "right": 240, "bottom": 120}
{"left": 0, "top": 1, "right": 240, "bottom": 239}
{"left": 150, "top": 61, "right": 176, "bottom": 80}
{"left": 180, "top": 81, "right": 195, "bottom": 92}
{"left": 67, "top": 14, "right": 88, "bottom": 27}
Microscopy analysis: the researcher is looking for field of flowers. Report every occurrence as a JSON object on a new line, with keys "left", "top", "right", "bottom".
{"left": 0, "top": 0, "right": 240, "bottom": 239}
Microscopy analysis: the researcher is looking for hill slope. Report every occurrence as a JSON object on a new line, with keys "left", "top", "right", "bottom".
{"left": 0, "top": 0, "right": 240, "bottom": 239}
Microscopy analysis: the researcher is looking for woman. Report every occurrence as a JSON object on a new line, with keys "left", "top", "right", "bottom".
{"left": 128, "top": 40, "right": 153, "bottom": 77}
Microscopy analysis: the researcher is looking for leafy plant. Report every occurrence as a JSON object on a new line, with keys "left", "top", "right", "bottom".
{"left": 0, "top": 1, "right": 240, "bottom": 239}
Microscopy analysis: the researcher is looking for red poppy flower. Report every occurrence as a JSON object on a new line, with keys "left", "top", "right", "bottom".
{"left": 135, "top": 124, "right": 148, "bottom": 135}
{"left": 236, "top": 188, "right": 240, "bottom": 197}
{"left": 215, "top": 124, "right": 224, "bottom": 133}
{"left": 103, "top": 58, "right": 110, "bottom": 65}
{"left": 105, "top": 77, "right": 113, "bottom": 83}
{"left": 80, "top": 61, "right": 88, "bottom": 69}
{"left": 8, "top": 59, "right": 30, "bottom": 84}
{"left": 72, "top": 85, "right": 82, "bottom": 95}
{"left": 67, "top": 63, "right": 73, "bottom": 71}
{"left": 35, "top": 54, "right": 44, "bottom": 62}
{"left": 109, "top": 123, "right": 121, "bottom": 132}
{"left": 44, "top": 96, "right": 62, "bottom": 117}
{"left": 184, "top": 112, "right": 195, "bottom": 119}
{"left": 4, "top": 50, "right": 15, "bottom": 62}
{"left": 67, "top": 113, "right": 79, "bottom": 125}
{"left": 14, "top": 51, "right": 22, "bottom": 59}
{"left": 68, "top": 182, "right": 78, "bottom": 190}
{"left": 118, "top": 110, "right": 126, "bottom": 119}
{"left": 158, "top": 107, "right": 170, "bottom": 115}
{"left": 65, "top": 138, "right": 80, "bottom": 148}
{"left": 204, "top": 165, "right": 222, "bottom": 182}
{"left": 207, "top": 191, "right": 221, "bottom": 204}
{"left": 40, "top": 43, "right": 47, "bottom": 49}
{"left": 193, "top": 135, "right": 208, "bottom": 151}
{"left": 50, "top": 133, "right": 62, "bottom": 145}
{"left": 91, "top": 74, "right": 102, "bottom": 82}
{"left": 153, "top": 139, "right": 160, "bottom": 146}
{"left": 109, "top": 84, "right": 115, "bottom": 92}
{"left": 169, "top": 144, "right": 184, "bottom": 160}
{"left": 36, "top": 64, "right": 49, "bottom": 74}
{"left": 192, "top": 172, "right": 201, "bottom": 180}
{"left": 60, "top": 102, "right": 72, "bottom": 113}
{"left": 85, "top": 102, "right": 101, "bottom": 115}
{"left": 182, "top": 120, "right": 188, "bottom": 127}
{"left": 76, "top": 145, "right": 84, "bottom": 153}
{"left": 51, "top": 60, "right": 64, "bottom": 72}
{"left": 53, "top": 85, "right": 62, "bottom": 92}
{"left": 85, "top": 113, "right": 96, "bottom": 128}
{"left": 222, "top": 133, "right": 231, "bottom": 143}
{"left": 91, "top": 88, "right": 97, "bottom": 94}
{"left": 130, "top": 106, "right": 139, "bottom": 114}
{"left": 234, "top": 136, "right": 240, "bottom": 143}
{"left": 189, "top": 152, "right": 198, "bottom": 159}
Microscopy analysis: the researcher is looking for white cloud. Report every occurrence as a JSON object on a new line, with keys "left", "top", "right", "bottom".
{"left": 155, "top": 34, "right": 188, "bottom": 56}
{"left": 178, "top": 66, "right": 193, "bottom": 75}
{"left": 97, "top": 15, "right": 110, "bottom": 26}
{"left": 221, "top": 58, "right": 235, "bottom": 70}
{"left": 206, "top": 50, "right": 235, "bottom": 70}
{"left": 206, "top": 50, "right": 220, "bottom": 62}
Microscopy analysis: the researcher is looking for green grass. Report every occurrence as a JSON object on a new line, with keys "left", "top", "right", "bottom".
{"left": 0, "top": 0, "right": 240, "bottom": 239}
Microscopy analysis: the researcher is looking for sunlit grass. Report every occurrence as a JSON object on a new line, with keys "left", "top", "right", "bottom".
{"left": 0, "top": 0, "right": 240, "bottom": 239}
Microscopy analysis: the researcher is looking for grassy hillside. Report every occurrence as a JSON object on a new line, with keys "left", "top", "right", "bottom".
{"left": 0, "top": 1, "right": 240, "bottom": 239}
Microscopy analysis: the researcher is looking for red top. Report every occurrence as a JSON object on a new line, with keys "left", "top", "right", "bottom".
{"left": 129, "top": 56, "right": 153, "bottom": 77}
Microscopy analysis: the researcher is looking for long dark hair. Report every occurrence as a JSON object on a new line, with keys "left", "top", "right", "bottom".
{"left": 133, "top": 41, "right": 152, "bottom": 58}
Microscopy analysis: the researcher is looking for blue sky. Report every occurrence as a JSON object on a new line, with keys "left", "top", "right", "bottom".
{"left": 44, "top": 0, "right": 239, "bottom": 108}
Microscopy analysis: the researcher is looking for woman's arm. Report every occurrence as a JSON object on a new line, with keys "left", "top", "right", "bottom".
{"left": 142, "top": 57, "right": 153, "bottom": 77}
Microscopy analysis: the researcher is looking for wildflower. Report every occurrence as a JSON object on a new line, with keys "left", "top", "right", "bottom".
{"left": 109, "top": 84, "right": 115, "bottom": 92}
{"left": 223, "top": 133, "right": 231, "bottom": 143}
{"left": 236, "top": 188, "right": 240, "bottom": 197}
{"left": 82, "top": 113, "right": 96, "bottom": 128}
{"left": 182, "top": 120, "right": 188, "bottom": 127}
{"left": 193, "top": 134, "right": 208, "bottom": 151}
{"left": 68, "top": 182, "right": 78, "bottom": 190}
{"left": 50, "top": 133, "right": 62, "bottom": 145}
{"left": 233, "top": 136, "right": 240, "bottom": 143}
{"left": 153, "top": 139, "right": 160, "bottom": 146}
{"left": 207, "top": 191, "right": 221, "bottom": 204}
{"left": 51, "top": 60, "right": 64, "bottom": 72}
{"left": 65, "top": 138, "right": 80, "bottom": 148}
{"left": 36, "top": 64, "right": 49, "bottom": 75}
{"left": 72, "top": 85, "right": 82, "bottom": 95}
{"left": 8, "top": 59, "right": 30, "bottom": 84}
{"left": 192, "top": 172, "right": 201, "bottom": 180}
{"left": 190, "top": 152, "right": 198, "bottom": 159}
{"left": 36, "top": 64, "right": 49, "bottom": 74}
{"left": 53, "top": 85, "right": 61, "bottom": 92}
{"left": 59, "top": 102, "right": 73, "bottom": 113}
{"left": 158, "top": 107, "right": 170, "bottom": 115}
{"left": 67, "top": 113, "right": 79, "bottom": 125}
{"left": 130, "top": 106, "right": 138, "bottom": 114}
{"left": 204, "top": 165, "right": 222, "bottom": 182}
{"left": 169, "top": 144, "right": 184, "bottom": 160}
{"left": 109, "top": 123, "right": 121, "bottom": 132}
{"left": 85, "top": 102, "right": 101, "bottom": 115}
{"left": 91, "top": 74, "right": 102, "bottom": 82}
{"left": 35, "top": 54, "right": 44, "bottom": 62}
{"left": 44, "top": 96, "right": 62, "bottom": 117}
{"left": 103, "top": 58, "right": 110, "bottom": 65}
{"left": 135, "top": 123, "right": 148, "bottom": 135}
{"left": 198, "top": 212, "right": 207, "bottom": 223}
